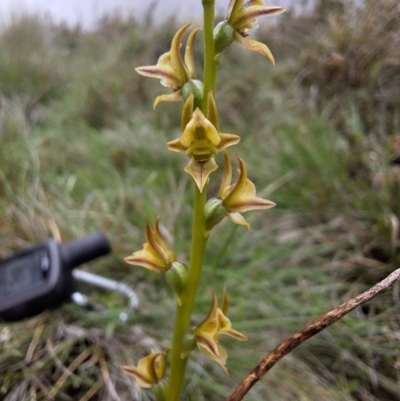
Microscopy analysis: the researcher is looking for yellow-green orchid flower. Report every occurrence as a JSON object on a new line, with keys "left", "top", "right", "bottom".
{"left": 135, "top": 24, "right": 201, "bottom": 108}
{"left": 124, "top": 217, "right": 175, "bottom": 273}
{"left": 217, "top": 0, "right": 285, "bottom": 64}
{"left": 121, "top": 349, "right": 168, "bottom": 389}
{"left": 168, "top": 93, "right": 240, "bottom": 192}
{"left": 218, "top": 152, "right": 276, "bottom": 230}
{"left": 193, "top": 290, "right": 247, "bottom": 373}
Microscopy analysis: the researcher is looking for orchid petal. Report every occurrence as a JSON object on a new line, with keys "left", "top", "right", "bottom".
{"left": 217, "top": 133, "right": 241, "bottom": 152}
{"left": 207, "top": 91, "right": 220, "bottom": 131}
{"left": 234, "top": 32, "right": 275, "bottom": 64}
{"left": 185, "top": 28, "right": 201, "bottom": 79}
{"left": 153, "top": 91, "right": 182, "bottom": 109}
{"left": 218, "top": 151, "right": 233, "bottom": 199}
{"left": 170, "top": 23, "right": 191, "bottom": 85}
{"left": 199, "top": 292, "right": 219, "bottom": 327}
{"left": 181, "top": 94, "right": 194, "bottom": 131}
{"left": 198, "top": 343, "right": 229, "bottom": 374}
{"left": 227, "top": 211, "right": 251, "bottom": 230}
{"left": 167, "top": 137, "right": 189, "bottom": 153}
{"left": 153, "top": 217, "right": 175, "bottom": 263}
{"left": 227, "top": 0, "right": 245, "bottom": 22}
{"left": 217, "top": 309, "right": 248, "bottom": 340}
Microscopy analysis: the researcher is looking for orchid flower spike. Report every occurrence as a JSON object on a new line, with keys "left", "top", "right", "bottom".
{"left": 218, "top": 151, "right": 276, "bottom": 230}
{"left": 124, "top": 217, "right": 175, "bottom": 273}
{"left": 193, "top": 290, "right": 247, "bottom": 373}
{"left": 215, "top": 0, "right": 285, "bottom": 64}
{"left": 121, "top": 349, "right": 168, "bottom": 388}
{"left": 168, "top": 93, "right": 240, "bottom": 192}
{"left": 135, "top": 24, "right": 202, "bottom": 108}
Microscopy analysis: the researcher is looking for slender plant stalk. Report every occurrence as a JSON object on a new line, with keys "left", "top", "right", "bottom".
{"left": 202, "top": 0, "right": 217, "bottom": 111}
{"left": 167, "top": 4, "right": 217, "bottom": 400}
{"left": 167, "top": 185, "right": 208, "bottom": 401}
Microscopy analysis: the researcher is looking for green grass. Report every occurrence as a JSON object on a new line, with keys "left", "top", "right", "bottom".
{"left": 1, "top": 2, "right": 400, "bottom": 400}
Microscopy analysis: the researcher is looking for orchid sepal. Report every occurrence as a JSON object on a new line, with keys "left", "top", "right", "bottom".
{"left": 204, "top": 198, "right": 226, "bottom": 234}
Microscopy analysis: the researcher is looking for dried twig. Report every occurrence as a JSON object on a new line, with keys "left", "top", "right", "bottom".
{"left": 49, "top": 348, "right": 93, "bottom": 399}
{"left": 225, "top": 267, "right": 400, "bottom": 401}
{"left": 100, "top": 354, "right": 122, "bottom": 401}
{"left": 25, "top": 321, "right": 44, "bottom": 364}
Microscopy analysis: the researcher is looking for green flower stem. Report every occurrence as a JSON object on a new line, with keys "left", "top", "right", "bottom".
{"left": 166, "top": 2, "right": 216, "bottom": 400}
{"left": 202, "top": 0, "right": 217, "bottom": 112}
{"left": 167, "top": 185, "right": 208, "bottom": 401}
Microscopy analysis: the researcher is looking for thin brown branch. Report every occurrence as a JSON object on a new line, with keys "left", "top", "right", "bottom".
{"left": 225, "top": 267, "right": 400, "bottom": 401}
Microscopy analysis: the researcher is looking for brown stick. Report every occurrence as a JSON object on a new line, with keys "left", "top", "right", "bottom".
{"left": 225, "top": 267, "right": 400, "bottom": 401}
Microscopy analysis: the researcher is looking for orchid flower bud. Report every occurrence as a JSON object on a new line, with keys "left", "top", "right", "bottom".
{"left": 204, "top": 197, "right": 226, "bottom": 234}
{"left": 165, "top": 262, "right": 188, "bottom": 306}
{"left": 214, "top": 21, "right": 235, "bottom": 56}
{"left": 181, "top": 79, "right": 204, "bottom": 109}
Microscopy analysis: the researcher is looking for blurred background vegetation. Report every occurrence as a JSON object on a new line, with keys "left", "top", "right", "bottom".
{"left": 0, "top": 0, "right": 399, "bottom": 400}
